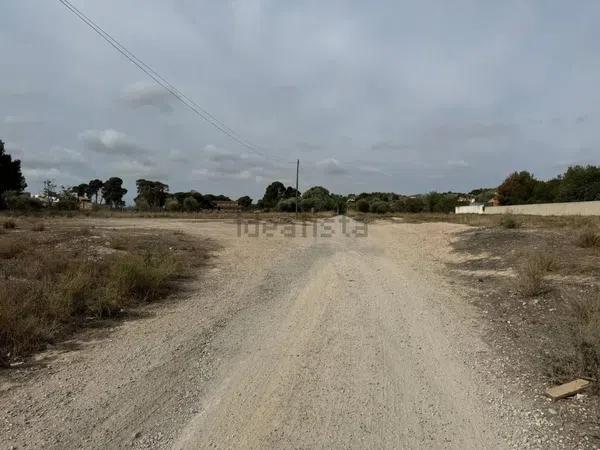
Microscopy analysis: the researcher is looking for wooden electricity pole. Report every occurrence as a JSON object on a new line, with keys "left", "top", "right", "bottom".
{"left": 295, "top": 159, "right": 299, "bottom": 218}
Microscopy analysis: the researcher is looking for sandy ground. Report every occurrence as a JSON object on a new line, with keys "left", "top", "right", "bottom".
{"left": 1, "top": 217, "right": 556, "bottom": 449}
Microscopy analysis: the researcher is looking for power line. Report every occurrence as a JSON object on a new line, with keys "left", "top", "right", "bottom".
{"left": 56, "top": 0, "right": 280, "bottom": 161}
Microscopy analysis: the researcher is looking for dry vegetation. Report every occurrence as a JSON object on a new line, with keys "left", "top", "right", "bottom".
{"left": 450, "top": 219, "right": 600, "bottom": 436}
{"left": 0, "top": 218, "right": 213, "bottom": 367}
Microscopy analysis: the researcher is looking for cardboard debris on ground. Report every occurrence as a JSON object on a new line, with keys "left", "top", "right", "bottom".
{"left": 545, "top": 378, "right": 591, "bottom": 401}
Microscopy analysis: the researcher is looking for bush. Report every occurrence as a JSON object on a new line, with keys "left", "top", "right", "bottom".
{"left": 5, "top": 193, "right": 43, "bottom": 211}
{"left": 370, "top": 200, "right": 390, "bottom": 214}
{"left": 183, "top": 196, "right": 200, "bottom": 212}
{"left": 0, "top": 242, "right": 187, "bottom": 365}
{"left": 499, "top": 215, "right": 519, "bottom": 229}
{"left": 575, "top": 229, "right": 600, "bottom": 248}
{"left": 3, "top": 220, "right": 16, "bottom": 229}
{"left": 356, "top": 199, "right": 370, "bottom": 213}
{"left": 515, "top": 253, "right": 554, "bottom": 297}
{"left": 134, "top": 197, "right": 151, "bottom": 211}
{"left": 566, "top": 293, "right": 600, "bottom": 387}
{"left": 276, "top": 198, "right": 297, "bottom": 212}
{"left": 165, "top": 198, "right": 180, "bottom": 212}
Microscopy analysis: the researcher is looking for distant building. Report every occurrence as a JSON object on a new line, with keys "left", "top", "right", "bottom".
{"left": 214, "top": 200, "right": 241, "bottom": 212}
{"left": 78, "top": 195, "right": 93, "bottom": 210}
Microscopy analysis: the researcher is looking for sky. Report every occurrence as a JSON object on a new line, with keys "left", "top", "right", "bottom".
{"left": 1, "top": 1, "right": 600, "bottom": 202}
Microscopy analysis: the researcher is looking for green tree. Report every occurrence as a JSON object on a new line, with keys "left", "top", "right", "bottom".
{"left": 276, "top": 198, "right": 297, "bottom": 212}
{"left": 135, "top": 179, "right": 169, "bottom": 209}
{"left": 0, "top": 140, "right": 26, "bottom": 208}
{"left": 356, "top": 199, "right": 370, "bottom": 213}
{"left": 88, "top": 179, "right": 103, "bottom": 203}
{"left": 237, "top": 195, "right": 253, "bottom": 209}
{"left": 497, "top": 171, "right": 538, "bottom": 205}
{"left": 558, "top": 165, "right": 600, "bottom": 202}
{"left": 302, "top": 186, "right": 336, "bottom": 211}
{"left": 262, "top": 181, "right": 286, "bottom": 209}
{"left": 165, "top": 198, "right": 180, "bottom": 211}
{"left": 72, "top": 183, "right": 90, "bottom": 198}
{"left": 405, "top": 197, "right": 425, "bottom": 213}
{"left": 102, "top": 177, "right": 127, "bottom": 208}
{"left": 370, "top": 200, "right": 389, "bottom": 214}
{"left": 183, "top": 196, "right": 200, "bottom": 212}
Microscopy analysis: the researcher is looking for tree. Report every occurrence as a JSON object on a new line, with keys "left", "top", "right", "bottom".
{"left": 88, "top": 179, "right": 103, "bottom": 203}
{"left": 135, "top": 179, "right": 169, "bottom": 209}
{"left": 356, "top": 199, "right": 370, "bottom": 213}
{"left": 302, "top": 186, "right": 336, "bottom": 211}
{"left": 276, "top": 198, "right": 297, "bottom": 212}
{"left": 283, "top": 186, "right": 301, "bottom": 199}
{"left": 0, "top": 140, "right": 26, "bottom": 208}
{"left": 72, "top": 183, "right": 90, "bottom": 198}
{"left": 102, "top": 177, "right": 127, "bottom": 208}
{"left": 262, "top": 181, "right": 286, "bottom": 209}
{"left": 497, "top": 171, "right": 538, "bottom": 205}
{"left": 237, "top": 195, "right": 253, "bottom": 209}
{"left": 558, "top": 165, "right": 600, "bottom": 202}
{"left": 165, "top": 198, "right": 180, "bottom": 211}
{"left": 183, "top": 196, "right": 200, "bottom": 212}
{"left": 42, "top": 179, "right": 57, "bottom": 206}
{"left": 370, "top": 200, "right": 389, "bottom": 214}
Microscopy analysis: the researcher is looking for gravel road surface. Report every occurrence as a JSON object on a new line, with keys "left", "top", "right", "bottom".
{"left": 1, "top": 217, "right": 543, "bottom": 449}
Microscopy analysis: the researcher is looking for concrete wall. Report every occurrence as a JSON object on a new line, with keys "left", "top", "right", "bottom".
{"left": 455, "top": 204, "right": 485, "bottom": 214}
{"left": 482, "top": 201, "right": 600, "bottom": 216}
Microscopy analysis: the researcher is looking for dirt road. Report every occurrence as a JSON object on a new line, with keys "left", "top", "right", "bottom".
{"left": 2, "top": 217, "right": 534, "bottom": 448}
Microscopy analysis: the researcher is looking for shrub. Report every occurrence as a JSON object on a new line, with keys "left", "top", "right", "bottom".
{"left": 515, "top": 253, "right": 554, "bottom": 297}
{"left": 0, "top": 239, "right": 25, "bottom": 259}
{"left": 276, "top": 198, "right": 297, "bottom": 212}
{"left": 106, "top": 252, "right": 180, "bottom": 304}
{"left": 165, "top": 198, "right": 180, "bottom": 212}
{"left": 3, "top": 220, "right": 16, "bottom": 229}
{"left": 183, "top": 196, "right": 200, "bottom": 212}
{"left": 566, "top": 293, "right": 600, "bottom": 387}
{"left": 575, "top": 229, "right": 600, "bottom": 248}
{"left": 370, "top": 200, "right": 390, "bottom": 214}
{"left": 356, "top": 199, "right": 370, "bottom": 213}
{"left": 5, "top": 194, "right": 43, "bottom": 211}
{"left": 499, "top": 214, "right": 519, "bottom": 229}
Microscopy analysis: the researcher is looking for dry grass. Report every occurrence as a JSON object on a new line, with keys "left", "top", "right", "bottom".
{"left": 575, "top": 228, "right": 600, "bottom": 248}
{"left": 515, "top": 252, "right": 556, "bottom": 297}
{"left": 0, "top": 225, "right": 212, "bottom": 366}
{"left": 3, "top": 220, "right": 16, "bottom": 230}
{"left": 499, "top": 214, "right": 520, "bottom": 229}
{"left": 32, "top": 223, "right": 46, "bottom": 232}
{"left": 549, "top": 292, "right": 600, "bottom": 391}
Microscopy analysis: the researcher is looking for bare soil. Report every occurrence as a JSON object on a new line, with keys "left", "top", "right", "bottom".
{"left": 449, "top": 226, "right": 600, "bottom": 447}
{"left": 0, "top": 217, "right": 594, "bottom": 448}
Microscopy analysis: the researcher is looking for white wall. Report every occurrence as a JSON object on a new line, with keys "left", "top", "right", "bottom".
{"left": 482, "top": 201, "right": 600, "bottom": 216}
{"left": 455, "top": 204, "right": 485, "bottom": 214}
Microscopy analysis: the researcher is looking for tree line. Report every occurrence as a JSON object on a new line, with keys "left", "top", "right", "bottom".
{"left": 2, "top": 139, "right": 599, "bottom": 213}
{"left": 495, "top": 166, "right": 600, "bottom": 205}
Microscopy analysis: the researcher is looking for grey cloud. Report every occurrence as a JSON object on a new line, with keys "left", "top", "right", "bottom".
{"left": 316, "top": 158, "right": 346, "bottom": 175}
{"left": 120, "top": 82, "right": 174, "bottom": 112}
{"left": 370, "top": 141, "right": 412, "bottom": 152}
{"left": 79, "top": 129, "right": 146, "bottom": 155}
{"left": 3, "top": 1, "right": 600, "bottom": 199}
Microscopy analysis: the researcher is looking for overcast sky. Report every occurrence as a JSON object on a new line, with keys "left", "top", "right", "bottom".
{"left": 2, "top": 1, "right": 599, "bottom": 202}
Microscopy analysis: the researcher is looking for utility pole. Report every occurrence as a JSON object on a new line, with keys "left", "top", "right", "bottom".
{"left": 295, "top": 159, "right": 299, "bottom": 218}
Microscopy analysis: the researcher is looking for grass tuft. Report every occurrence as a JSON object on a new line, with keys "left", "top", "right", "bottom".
{"left": 575, "top": 228, "right": 600, "bottom": 248}
{"left": 515, "top": 252, "right": 556, "bottom": 297}
{"left": 32, "top": 223, "right": 45, "bottom": 232}
{"left": 499, "top": 214, "right": 519, "bottom": 229}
